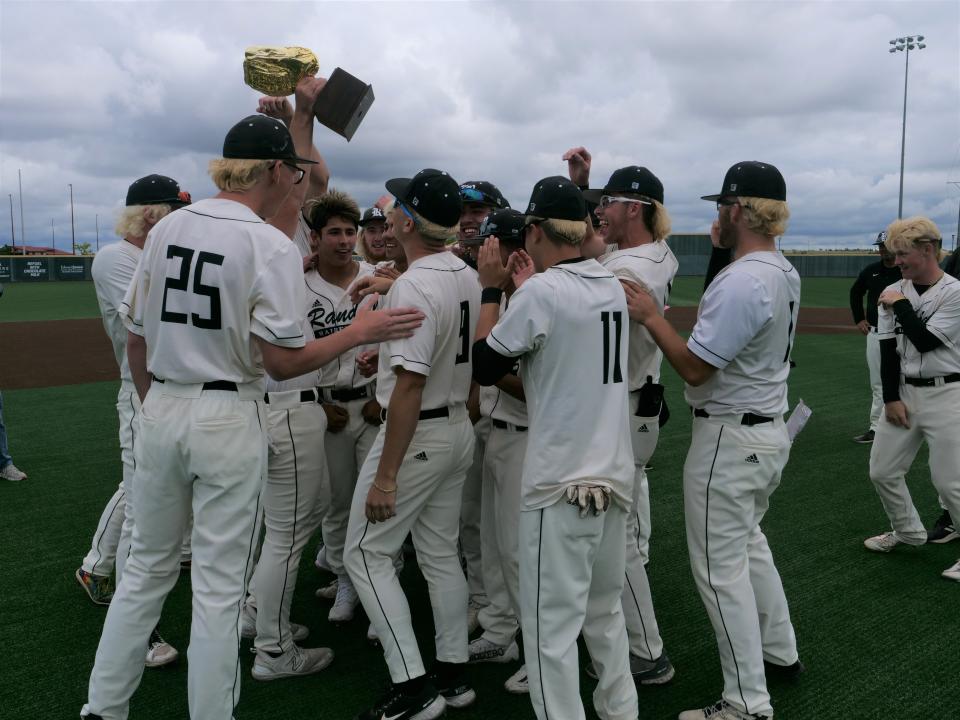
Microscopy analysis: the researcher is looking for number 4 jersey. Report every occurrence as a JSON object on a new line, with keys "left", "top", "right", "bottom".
{"left": 121, "top": 198, "right": 306, "bottom": 387}
{"left": 374, "top": 251, "right": 480, "bottom": 410}
{"left": 685, "top": 251, "right": 801, "bottom": 417}
{"left": 485, "top": 257, "right": 634, "bottom": 512}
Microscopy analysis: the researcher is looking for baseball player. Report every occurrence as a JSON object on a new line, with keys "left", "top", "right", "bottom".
{"left": 584, "top": 163, "right": 677, "bottom": 684}
{"left": 848, "top": 233, "right": 901, "bottom": 444}
{"left": 80, "top": 98, "right": 423, "bottom": 719}
{"left": 357, "top": 205, "right": 388, "bottom": 264}
{"left": 75, "top": 175, "right": 189, "bottom": 670}
{"left": 626, "top": 161, "right": 801, "bottom": 720}
{"left": 0, "top": 392, "right": 26, "bottom": 482}
{"left": 343, "top": 169, "right": 480, "bottom": 720}
{"left": 461, "top": 209, "right": 528, "bottom": 690}
{"left": 862, "top": 216, "right": 960, "bottom": 583}
{"left": 456, "top": 180, "right": 510, "bottom": 632}
{"left": 240, "top": 190, "right": 378, "bottom": 679}
{"left": 473, "top": 177, "right": 637, "bottom": 720}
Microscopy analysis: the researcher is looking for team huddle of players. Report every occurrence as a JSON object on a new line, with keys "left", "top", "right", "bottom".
{"left": 76, "top": 78, "right": 960, "bottom": 720}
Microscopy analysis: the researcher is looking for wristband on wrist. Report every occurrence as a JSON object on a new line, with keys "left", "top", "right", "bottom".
{"left": 482, "top": 287, "right": 504, "bottom": 304}
{"left": 373, "top": 482, "right": 396, "bottom": 494}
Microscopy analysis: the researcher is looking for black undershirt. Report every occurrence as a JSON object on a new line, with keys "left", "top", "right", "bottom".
{"left": 879, "top": 282, "right": 945, "bottom": 401}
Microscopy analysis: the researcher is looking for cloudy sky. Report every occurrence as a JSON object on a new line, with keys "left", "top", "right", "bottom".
{"left": 1, "top": 0, "right": 958, "bottom": 252}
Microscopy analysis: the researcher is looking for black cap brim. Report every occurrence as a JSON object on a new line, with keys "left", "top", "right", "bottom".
{"left": 582, "top": 189, "right": 605, "bottom": 204}
{"left": 700, "top": 193, "right": 723, "bottom": 202}
{"left": 385, "top": 177, "right": 411, "bottom": 200}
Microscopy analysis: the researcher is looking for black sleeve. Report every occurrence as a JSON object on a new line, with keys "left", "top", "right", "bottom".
{"left": 892, "top": 299, "right": 944, "bottom": 353}
{"left": 880, "top": 338, "right": 901, "bottom": 403}
{"left": 472, "top": 339, "right": 517, "bottom": 386}
{"left": 849, "top": 269, "right": 868, "bottom": 324}
{"left": 945, "top": 251, "right": 960, "bottom": 280}
{"left": 704, "top": 246, "right": 732, "bottom": 290}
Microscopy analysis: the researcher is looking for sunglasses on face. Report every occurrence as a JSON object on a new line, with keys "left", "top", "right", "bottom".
{"left": 599, "top": 195, "right": 651, "bottom": 209}
{"left": 716, "top": 198, "right": 739, "bottom": 211}
{"left": 281, "top": 162, "right": 306, "bottom": 185}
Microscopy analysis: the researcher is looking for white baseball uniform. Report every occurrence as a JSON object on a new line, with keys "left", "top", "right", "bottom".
{"left": 310, "top": 262, "right": 380, "bottom": 580}
{"left": 82, "top": 240, "right": 142, "bottom": 583}
{"left": 683, "top": 250, "right": 801, "bottom": 718}
{"left": 484, "top": 257, "right": 637, "bottom": 720}
{"left": 83, "top": 198, "right": 306, "bottom": 720}
{"left": 244, "top": 264, "right": 343, "bottom": 655}
{"left": 344, "top": 250, "right": 479, "bottom": 683}
{"left": 600, "top": 240, "right": 678, "bottom": 663}
{"left": 476, "top": 373, "right": 527, "bottom": 648}
{"left": 869, "top": 274, "right": 960, "bottom": 541}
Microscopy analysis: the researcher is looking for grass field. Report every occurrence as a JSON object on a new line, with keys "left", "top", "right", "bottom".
{"left": 0, "top": 276, "right": 854, "bottom": 322}
{"left": 2, "top": 283, "right": 958, "bottom": 719}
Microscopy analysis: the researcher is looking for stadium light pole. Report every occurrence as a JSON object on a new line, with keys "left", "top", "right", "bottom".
{"left": 69, "top": 183, "right": 76, "bottom": 255}
{"left": 8, "top": 194, "right": 15, "bottom": 251}
{"left": 18, "top": 168, "right": 25, "bottom": 254}
{"left": 51, "top": 218, "right": 55, "bottom": 251}
{"left": 95, "top": 213, "right": 100, "bottom": 251}
{"left": 889, "top": 35, "right": 926, "bottom": 219}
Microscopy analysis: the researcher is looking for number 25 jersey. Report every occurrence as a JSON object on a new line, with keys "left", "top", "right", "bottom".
{"left": 486, "top": 258, "right": 634, "bottom": 512}
{"left": 121, "top": 198, "right": 306, "bottom": 387}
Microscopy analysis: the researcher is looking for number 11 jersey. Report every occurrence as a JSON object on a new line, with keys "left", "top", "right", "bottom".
{"left": 120, "top": 198, "right": 306, "bottom": 387}
{"left": 486, "top": 258, "right": 634, "bottom": 512}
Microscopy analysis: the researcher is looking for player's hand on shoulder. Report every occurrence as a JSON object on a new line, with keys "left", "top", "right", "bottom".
{"left": 509, "top": 249, "right": 536, "bottom": 289}
{"left": 477, "top": 237, "right": 510, "bottom": 289}
{"left": 856, "top": 319, "right": 871, "bottom": 335}
{"left": 257, "top": 96, "right": 294, "bottom": 126}
{"left": 621, "top": 279, "right": 657, "bottom": 324}
{"left": 361, "top": 399, "right": 382, "bottom": 426}
{"left": 884, "top": 400, "right": 910, "bottom": 428}
{"left": 357, "top": 349, "right": 379, "bottom": 377}
{"left": 322, "top": 403, "right": 349, "bottom": 433}
{"left": 349, "top": 275, "right": 393, "bottom": 305}
{"left": 877, "top": 289, "right": 907, "bottom": 308}
{"left": 562, "top": 146, "right": 591, "bottom": 186}
{"left": 375, "top": 265, "right": 401, "bottom": 280}
{"left": 353, "top": 295, "right": 424, "bottom": 344}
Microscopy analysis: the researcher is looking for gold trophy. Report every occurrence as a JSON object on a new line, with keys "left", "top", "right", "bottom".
{"left": 243, "top": 46, "right": 375, "bottom": 142}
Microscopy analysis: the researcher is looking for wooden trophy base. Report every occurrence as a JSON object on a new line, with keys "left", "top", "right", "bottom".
{"left": 313, "top": 67, "right": 375, "bottom": 142}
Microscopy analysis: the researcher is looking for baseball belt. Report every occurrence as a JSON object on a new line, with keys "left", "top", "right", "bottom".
{"left": 903, "top": 374, "right": 960, "bottom": 387}
{"left": 263, "top": 389, "right": 319, "bottom": 404}
{"left": 380, "top": 406, "right": 450, "bottom": 423}
{"left": 154, "top": 377, "right": 237, "bottom": 392}
{"left": 492, "top": 419, "right": 528, "bottom": 432}
{"left": 693, "top": 408, "right": 774, "bottom": 426}
{"left": 320, "top": 385, "right": 373, "bottom": 403}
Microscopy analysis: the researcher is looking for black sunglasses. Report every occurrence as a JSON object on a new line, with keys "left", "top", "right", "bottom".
{"left": 281, "top": 161, "right": 306, "bottom": 185}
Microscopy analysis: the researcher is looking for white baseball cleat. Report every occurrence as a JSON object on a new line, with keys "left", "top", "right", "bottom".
{"left": 145, "top": 629, "right": 178, "bottom": 668}
{"left": 366, "top": 622, "right": 380, "bottom": 646}
{"left": 863, "top": 531, "right": 904, "bottom": 553}
{"left": 315, "top": 578, "right": 339, "bottom": 600}
{"left": 942, "top": 559, "right": 960, "bottom": 582}
{"left": 314, "top": 545, "right": 331, "bottom": 573}
{"left": 251, "top": 644, "right": 333, "bottom": 681}
{"left": 678, "top": 700, "right": 771, "bottom": 720}
{"left": 241, "top": 608, "right": 308, "bottom": 642}
{"left": 504, "top": 664, "right": 529, "bottom": 694}
{"left": 466, "top": 596, "right": 484, "bottom": 635}
{"left": 0, "top": 463, "right": 27, "bottom": 482}
{"left": 327, "top": 576, "right": 359, "bottom": 624}
{"left": 467, "top": 637, "right": 519, "bottom": 664}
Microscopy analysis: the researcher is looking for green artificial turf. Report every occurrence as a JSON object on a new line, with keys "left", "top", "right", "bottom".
{"left": 2, "top": 334, "right": 957, "bottom": 719}
{"left": 0, "top": 280, "right": 100, "bottom": 322}
{"left": 669, "top": 276, "right": 854, "bottom": 308}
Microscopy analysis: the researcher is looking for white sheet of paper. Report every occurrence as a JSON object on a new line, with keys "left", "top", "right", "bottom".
{"left": 786, "top": 399, "right": 812, "bottom": 443}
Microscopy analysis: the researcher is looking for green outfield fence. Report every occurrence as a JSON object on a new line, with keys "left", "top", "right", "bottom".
{"left": 0, "top": 255, "right": 93, "bottom": 282}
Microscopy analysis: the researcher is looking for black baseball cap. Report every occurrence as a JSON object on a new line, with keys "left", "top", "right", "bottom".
{"left": 467, "top": 208, "right": 525, "bottom": 247}
{"left": 701, "top": 161, "right": 786, "bottom": 202}
{"left": 360, "top": 206, "right": 387, "bottom": 226}
{"left": 386, "top": 169, "right": 462, "bottom": 227}
{"left": 873, "top": 231, "right": 888, "bottom": 246}
{"left": 583, "top": 166, "right": 664, "bottom": 205}
{"left": 525, "top": 176, "right": 586, "bottom": 221}
{"left": 460, "top": 181, "right": 510, "bottom": 209}
{"left": 222, "top": 115, "right": 318, "bottom": 165}
{"left": 125, "top": 175, "right": 191, "bottom": 208}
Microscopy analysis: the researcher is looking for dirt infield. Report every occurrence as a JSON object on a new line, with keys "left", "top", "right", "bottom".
{"left": 1, "top": 307, "right": 856, "bottom": 391}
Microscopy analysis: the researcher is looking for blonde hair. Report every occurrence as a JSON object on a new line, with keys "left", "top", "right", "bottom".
{"left": 207, "top": 158, "right": 273, "bottom": 192}
{"left": 886, "top": 216, "right": 944, "bottom": 259}
{"left": 114, "top": 204, "right": 172, "bottom": 239}
{"left": 738, "top": 196, "right": 790, "bottom": 238}
{"left": 407, "top": 207, "right": 458, "bottom": 243}
{"left": 526, "top": 216, "right": 587, "bottom": 247}
{"left": 646, "top": 200, "right": 672, "bottom": 242}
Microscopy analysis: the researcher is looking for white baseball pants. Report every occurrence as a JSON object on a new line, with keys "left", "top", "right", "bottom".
{"left": 623, "top": 410, "right": 664, "bottom": 661}
{"left": 344, "top": 411, "right": 475, "bottom": 682}
{"left": 684, "top": 415, "right": 798, "bottom": 718}
{"left": 461, "top": 416, "right": 490, "bottom": 608}
{"left": 868, "top": 382, "right": 960, "bottom": 541}
{"left": 320, "top": 397, "right": 378, "bottom": 577}
{"left": 866, "top": 330, "right": 883, "bottom": 431}
{"left": 83, "top": 381, "right": 266, "bottom": 720}
{"left": 521, "top": 501, "right": 637, "bottom": 720}
{"left": 246, "top": 393, "right": 329, "bottom": 654}
{"left": 477, "top": 425, "right": 526, "bottom": 646}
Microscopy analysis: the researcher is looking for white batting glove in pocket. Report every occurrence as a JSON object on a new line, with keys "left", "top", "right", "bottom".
{"left": 565, "top": 484, "right": 612, "bottom": 518}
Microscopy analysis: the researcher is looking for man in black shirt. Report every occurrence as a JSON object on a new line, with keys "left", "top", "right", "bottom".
{"left": 848, "top": 233, "right": 901, "bottom": 444}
